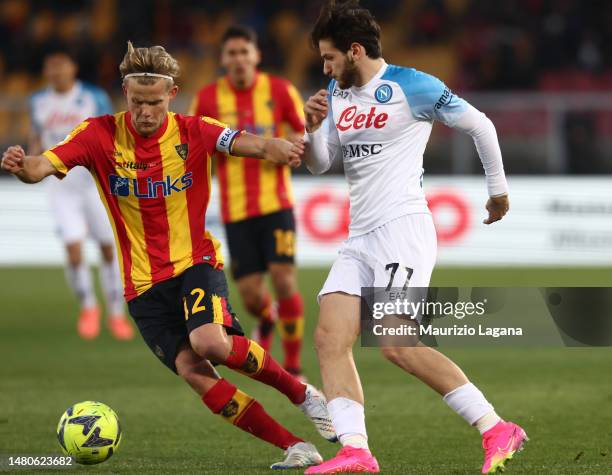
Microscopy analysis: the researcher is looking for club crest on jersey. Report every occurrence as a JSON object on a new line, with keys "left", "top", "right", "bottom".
{"left": 175, "top": 143, "right": 189, "bottom": 160}
{"left": 374, "top": 84, "right": 393, "bottom": 103}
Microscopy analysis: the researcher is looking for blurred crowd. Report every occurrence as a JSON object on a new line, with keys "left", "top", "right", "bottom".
{"left": 0, "top": 0, "right": 610, "bottom": 174}
{"left": 1, "top": 0, "right": 610, "bottom": 95}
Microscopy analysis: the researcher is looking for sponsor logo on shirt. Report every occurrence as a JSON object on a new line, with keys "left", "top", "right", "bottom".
{"left": 115, "top": 161, "right": 149, "bottom": 170}
{"left": 332, "top": 88, "right": 350, "bottom": 99}
{"left": 342, "top": 143, "right": 383, "bottom": 159}
{"left": 435, "top": 87, "right": 453, "bottom": 110}
{"left": 336, "top": 106, "right": 388, "bottom": 132}
{"left": 109, "top": 172, "right": 193, "bottom": 198}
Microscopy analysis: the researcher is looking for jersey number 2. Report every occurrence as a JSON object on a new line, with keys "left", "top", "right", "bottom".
{"left": 183, "top": 288, "right": 206, "bottom": 320}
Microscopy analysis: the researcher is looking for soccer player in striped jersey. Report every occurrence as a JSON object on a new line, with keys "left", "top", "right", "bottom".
{"left": 190, "top": 26, "right": 306, "bottom": 377}
{"left": 2, "top": 42, "right": 335, "bottom": 469}
{"left": 29, "top": 48, "right": 133, "bottom": 340}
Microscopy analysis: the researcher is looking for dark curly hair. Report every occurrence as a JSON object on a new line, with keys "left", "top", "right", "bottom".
{"left": 311, "top": 0, "right": 382, "bottom": 58}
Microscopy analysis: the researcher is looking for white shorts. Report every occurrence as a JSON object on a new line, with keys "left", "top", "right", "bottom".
{"left": 319, "top": 213, "right": 437, "bottom": 301}
{"left": 45, "top": 170, "right": 114, "bottom": 245}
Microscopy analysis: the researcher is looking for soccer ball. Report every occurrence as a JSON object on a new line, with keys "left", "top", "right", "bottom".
{"left": 56, "top": 401, "right": 122, "bottom": 464}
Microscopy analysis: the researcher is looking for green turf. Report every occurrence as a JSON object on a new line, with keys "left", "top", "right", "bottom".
{"left": 0, "top": 266, "right": 611, "bottom": 474}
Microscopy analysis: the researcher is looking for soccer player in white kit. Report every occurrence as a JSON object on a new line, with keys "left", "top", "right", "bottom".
{"left": 28, "top": 49, "right": 133, "bottom": 340}
{"left": 303, "top": 2, "right": 527, "bottom": 474}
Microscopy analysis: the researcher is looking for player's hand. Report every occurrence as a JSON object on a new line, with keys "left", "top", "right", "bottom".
{"left": 304, "top": 89, "right": 329, "bottom": 133}
{"left": 483, "top": 194, "right": 509, "bottom": 224}
{"left": 263, "top": 137, "right": 304, "bottom": 168}
{"left": 1, "top": 145, "right": 26, "bottom": 174}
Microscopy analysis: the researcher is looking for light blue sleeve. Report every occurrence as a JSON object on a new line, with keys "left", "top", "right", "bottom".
{"left": 325, "top": 79, "right": 341, "bottom": 146}
{"left": 84, "top": 83, "right": 113, "bottom": 115}
{"left": 381, "top": 65, "right": 468, "bottom": 126}
{"left": 326, "top": 79, "right": 336, "bottom": 120}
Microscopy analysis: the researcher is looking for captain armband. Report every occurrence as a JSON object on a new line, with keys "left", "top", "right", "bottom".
{"left": 216, "top": 127, "right": 243, "bottom": 155}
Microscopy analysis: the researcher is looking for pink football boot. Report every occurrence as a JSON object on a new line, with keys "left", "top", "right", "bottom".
{"left": 305, "top": 446, "right": 380, "bottom": 474}
{"left": 481, "top": 421, "right": 528, "bottom": 473}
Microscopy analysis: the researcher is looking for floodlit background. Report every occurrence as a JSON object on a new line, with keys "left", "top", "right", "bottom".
{"left": 0, "top": 1, "right": 611, "bottom": 474}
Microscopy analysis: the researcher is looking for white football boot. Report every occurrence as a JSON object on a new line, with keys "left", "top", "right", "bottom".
{"left": 271, "top": 442, "right": 323, "bottom": 469}
{"left": 298, "top": 384, "right": 338, "bottom": 442}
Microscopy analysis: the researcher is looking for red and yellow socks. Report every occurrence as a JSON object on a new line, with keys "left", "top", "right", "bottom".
{"left": 277, "top": 293, "right": 304, "bottom": 374}
{"left": 202, "top": 378, "right": 303, "bottom": 449}
{"left": 224, "top": 335, "right": 306, "bottom": 405}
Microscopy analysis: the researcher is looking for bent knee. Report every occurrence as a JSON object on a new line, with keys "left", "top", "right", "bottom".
{"left": 190, "top": 331, "right": 230, "bottom": 362}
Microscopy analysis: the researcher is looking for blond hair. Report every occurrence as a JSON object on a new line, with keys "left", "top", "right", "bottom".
{"left": 119, "top": 41, "right": 180, "bottom": 87}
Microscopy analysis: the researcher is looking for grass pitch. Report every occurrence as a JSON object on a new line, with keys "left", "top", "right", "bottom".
{"left": 0, "top": 266, "right": 611, "bottom": 474}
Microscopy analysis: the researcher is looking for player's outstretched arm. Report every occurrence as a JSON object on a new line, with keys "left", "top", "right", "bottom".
{"left": 232, "top": 133, "right": 304, "bottom": 168}
{"left": 1, "top": 145, "right": 57, "bottom": 184}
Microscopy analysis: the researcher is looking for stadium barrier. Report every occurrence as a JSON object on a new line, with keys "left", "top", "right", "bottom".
{"left": 1, "top": 176, "right": 610, "bottom": 266}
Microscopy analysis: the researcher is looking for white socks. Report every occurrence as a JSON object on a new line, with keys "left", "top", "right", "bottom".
{"left": 327, "top": 397, "right": 369, "bottom": 449}
{"left": 326, "top": 384, "right": 498, "bottom": 450}
{"left": 474, "top": 411, "right": 502, "bottom": 434}
{"left": 443, "top": 382, "right": 501, "bottom": 434}
{"left": 100, "top": 260, "right": 124, "bottom": 317}
{"left": 65, "top": 263, "right": 96, "bottom": 309}
{"left": 66, "top": 259, "right": 124, "bottom": 317}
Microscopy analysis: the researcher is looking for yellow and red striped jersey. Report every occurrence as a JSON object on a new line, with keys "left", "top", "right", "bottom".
{"left": 190, "top": 72, "right": 304, "bottom": 223}
{"left": 43, "top": 111, "right": 240, "bottom": 301}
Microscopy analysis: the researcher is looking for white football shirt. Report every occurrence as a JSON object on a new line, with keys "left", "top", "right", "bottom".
{"left": 30, "top": 80, "right": 112, "bottom": 188}
{"left": 305, "top": 61, "right": 507, "bottom": 236}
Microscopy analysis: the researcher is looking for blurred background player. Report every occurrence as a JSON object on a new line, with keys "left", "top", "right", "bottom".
{"left": 190, "top": 26, "right": 306, "bottom": 377}
{"left": 28, "top": 48, "right": 133, "bottom": 340}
